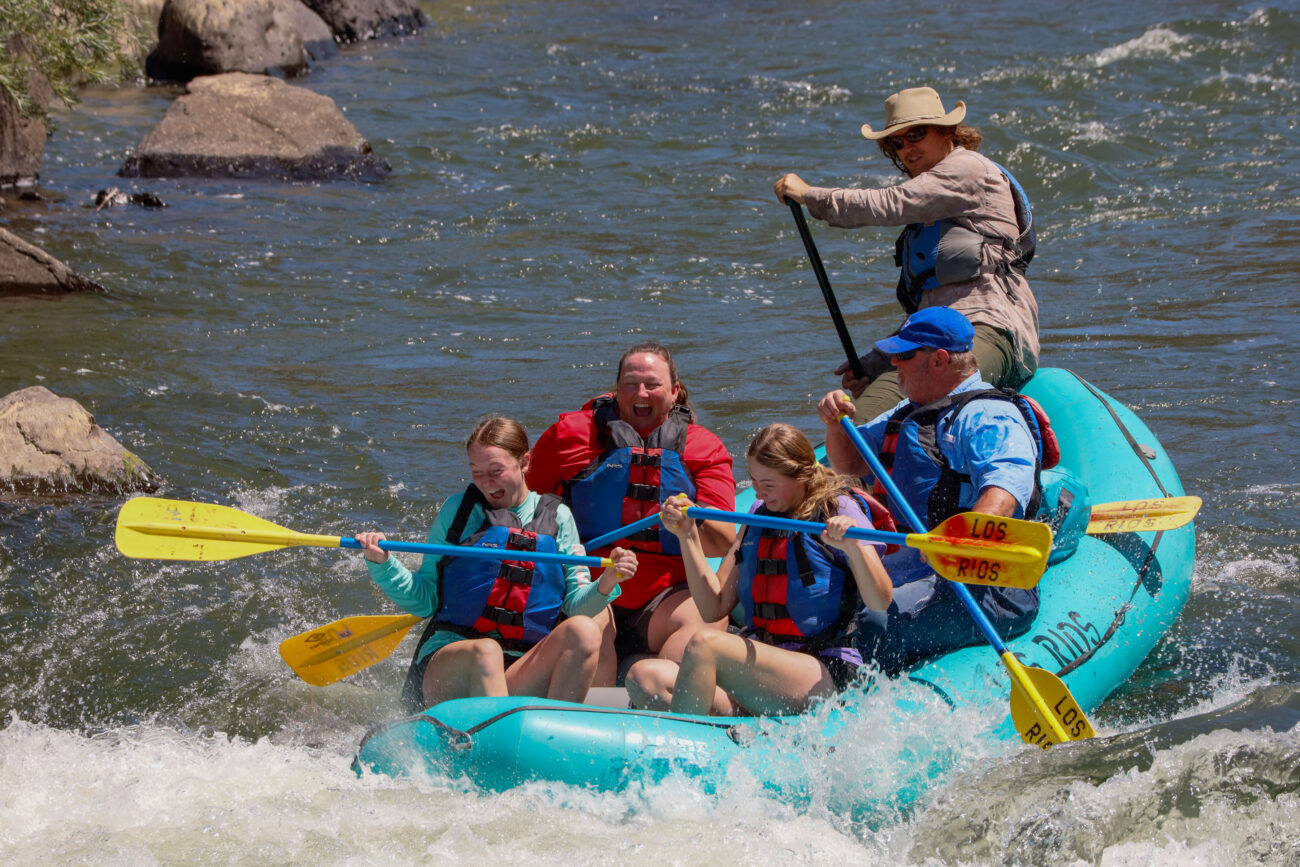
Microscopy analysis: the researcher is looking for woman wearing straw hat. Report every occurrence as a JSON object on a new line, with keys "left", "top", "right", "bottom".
{"left": 775, "top": 86, "right": 1040, "bottom": 423}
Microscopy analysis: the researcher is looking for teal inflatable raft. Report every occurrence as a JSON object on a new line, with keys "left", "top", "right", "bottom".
{"left": 353, "top": 369, "right": 1196, "bottom": 797}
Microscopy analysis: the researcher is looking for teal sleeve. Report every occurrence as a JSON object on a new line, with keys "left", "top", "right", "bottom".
{"left": 567, "top": 580, "right": 621, "bottom": 617}
{"left": 364, "top": 492, "right": 462, "bottom": 617}
{"left": 556, "top": 501, "right": 621, "bottom": 617}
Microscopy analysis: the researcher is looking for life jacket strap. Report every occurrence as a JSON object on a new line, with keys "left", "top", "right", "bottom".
{"left": 495, "top": 563, "right": 535, "bottom": 585}
{"left": 506, "top": 530, "right": 536, "bottom": 552}
{"left": 626, "top": 483, "right": 658, "bottom": 501}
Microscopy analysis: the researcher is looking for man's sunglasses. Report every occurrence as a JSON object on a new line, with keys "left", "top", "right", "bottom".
{"left": 891, "top": 347, "right": 929, "bottom": 361}
{"left": 884, "top": 126, "right": 931, "bottom": 150}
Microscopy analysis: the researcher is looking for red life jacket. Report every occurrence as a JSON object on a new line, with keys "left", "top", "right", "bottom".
{"left": 563, "top": 395, "right": 696, "bottom": 557}
{"left": 739, "top": 490, "right": 896, "bottom": 650}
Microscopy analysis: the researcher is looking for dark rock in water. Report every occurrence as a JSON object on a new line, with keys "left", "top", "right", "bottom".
{"left": 94, "top": 187, "right": 168, "bottom": 210}
{"left": 0, "top": 227, "right": 108, "bottom": 296}
{"left": 119, "top": 73, "right": 391, "bottom": 181}
{"left": 145, "top": 0, "right": 334, "bottom": 81}
{"left": 0, "top": 54, "right": 56, "bottom": 188}
{"left": 0, "top": 386, "right": 163, "bottom": 496}
{"left": 302, "top": 0, "right": 425, "bottom": 44}
{"left": 282, "top": 0, "right": 339, "bottom": 60}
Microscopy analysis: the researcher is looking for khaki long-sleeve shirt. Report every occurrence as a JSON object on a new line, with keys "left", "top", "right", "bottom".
{"left": 803, "top": 147, "right": 1040, "bottom": 377}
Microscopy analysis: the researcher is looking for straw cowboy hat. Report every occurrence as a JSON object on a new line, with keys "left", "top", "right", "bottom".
{"left": 860, "top": 87, "right": 966, "bottom": 140}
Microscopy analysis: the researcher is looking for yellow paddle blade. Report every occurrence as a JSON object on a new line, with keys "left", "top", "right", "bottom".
{"left": 279, "top": 614, "right": 424, "bottom": 686}
{"left": 1087, "top": 496, "right": 1202, "bottom": 534}
{"left": 1005, "top": 656, "right": 1095, "bottom": 749}
{"left": 917, "top": 512, "right": 1053, "bottom": 590}
{"left": 115, "top": 497, "right": 341, "bottom": 561}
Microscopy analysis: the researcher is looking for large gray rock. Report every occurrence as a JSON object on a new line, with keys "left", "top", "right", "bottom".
{"left": 145, "top": 0, "right": 334, "bottom": 81}
{"left": 302, "top": 0, "right": 424, "bottom": 43}
{"left": 119, "top": 73, "right": 390, "bottom": 181}
{"left": 282, "top": 0, "right": 338, "bottom": 60}
{"left": 0, "top": 227, "right": 108, "bottom": 296}
{"left": 0, "top": 386, "right": 163, "bottom": 496}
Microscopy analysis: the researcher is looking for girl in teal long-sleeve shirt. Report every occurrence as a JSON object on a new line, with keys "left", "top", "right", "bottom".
{"left": 357, "top": 417, "right": 636, "bottom": 712}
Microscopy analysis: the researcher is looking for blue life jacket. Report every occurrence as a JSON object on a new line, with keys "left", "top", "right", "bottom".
{"left": 733, "top": 495, "right": 884, "bottom": 652}
{"left": 875, "top": 388, "right": 1053, "bottom": 530}
{"left": 421, "top": 487, "right": 568, "bottom": 654}
{"left": 564, "top": 396, "right": 697, "bottom": 556}
{"left": 893, "top": 161, "right": 1035, "bottom": 313}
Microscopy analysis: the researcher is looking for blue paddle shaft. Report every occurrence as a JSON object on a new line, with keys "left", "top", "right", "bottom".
{"left": 838, "top": 415, "right": 1012, "bottom": 656}
{"left": 339, "top": 537, "right": 608, "bottom": 568}
{"left": 683, "top": 506, "right": 907, "bottom": 546}
{"left": 582, "top": 514, "right": 662, "bottom": 551}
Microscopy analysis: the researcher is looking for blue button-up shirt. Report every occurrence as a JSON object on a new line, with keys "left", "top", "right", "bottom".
{"left": 858, "top": 373, "right": 1039, "bottom": 518}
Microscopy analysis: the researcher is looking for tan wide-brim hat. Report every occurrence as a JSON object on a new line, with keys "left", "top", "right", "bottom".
{"left": 860, "top": 86, "right": 967, "bottom": 140}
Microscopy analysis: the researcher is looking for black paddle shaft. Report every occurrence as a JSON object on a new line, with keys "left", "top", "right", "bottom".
{"left": 786, "top": 200, "right": 865, "bottom": 378}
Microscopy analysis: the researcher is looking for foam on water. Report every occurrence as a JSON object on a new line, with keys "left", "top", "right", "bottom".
{"left": 1088, "top": 27, "right": 1194, "bottom": 67}
{"left": 0, "top": 715, "right": 885, "bottom": 862}
{"left": 5, "top": 0, "right": 1299, "bottom": 861}
{"left": 6, "top": 675, "right": 1298, "bottom": 863}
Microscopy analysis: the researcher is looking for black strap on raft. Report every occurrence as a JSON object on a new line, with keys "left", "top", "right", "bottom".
{"left": 1052, "top": 371, "right": 1173, "bottom": 679}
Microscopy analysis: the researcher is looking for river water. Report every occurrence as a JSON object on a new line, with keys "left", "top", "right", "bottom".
{"left": 2, "top": 0, "right": 1298, "bottom": 862}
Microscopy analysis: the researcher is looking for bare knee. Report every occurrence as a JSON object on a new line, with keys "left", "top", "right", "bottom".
{"left": 464, "top": 638, "right": 506, "bottom": 674}
{"left": 553, "top": 616, "right": 602, "bottom": 656}
{"left": 423, "top": 638, "right": 506, "bottom": 702}
{"left": 627, "top": 658, "right": 676, "bottom": 693}
{"left": 682, "top": 627, "right": 729, "bottom": 665}
{"left": 625, "top": 658, "right": 677, "bottom": 709}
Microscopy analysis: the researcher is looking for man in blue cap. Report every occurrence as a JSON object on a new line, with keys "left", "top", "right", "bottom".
{"left": 816, "top": 306, "right": 1043, "bottom": 674}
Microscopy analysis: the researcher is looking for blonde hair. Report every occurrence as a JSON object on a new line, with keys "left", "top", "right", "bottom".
{"left": 747, "top": 423, "right": 859, "bottom": 521}
{"left": 466, "top": 416, "right": 529, "bottom": 461}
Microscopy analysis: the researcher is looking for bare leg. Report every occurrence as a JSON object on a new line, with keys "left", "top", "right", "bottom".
{"left": 506, "top": 616, "right": 603, "bottom": 702}
{"left": 589, "top": 606, "right": 618, "bottom": 687}
{"left": 645, "top": 587, "right": 728, "bottom": 663}
{"left": 422, "top": 638, "right": 509, "bottom": 706}
{"left": 626, "top": 656, "right": 733, "bottom": 714}
{"left": 670, "top": 629, "right": 836, "bottom": 716}
{"left": 624, "top": 658, "right": 678, "bottom": 710}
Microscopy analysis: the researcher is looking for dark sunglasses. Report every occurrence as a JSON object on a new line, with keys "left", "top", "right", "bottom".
{"left": 884, "top": 126, "right": 931, "bottom": 150}
{"left": 891, "top": 347, "right": 929, "bottom": 361}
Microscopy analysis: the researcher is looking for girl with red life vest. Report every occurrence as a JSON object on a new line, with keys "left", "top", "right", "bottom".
{"left": 355, "top": 417, "right": 637, "bottom": 712}
{"left": 624, "top": 423, "right": 893, "bottom": 716}
{"left": 526, "top": 343, "right": 738, "bottom": 682}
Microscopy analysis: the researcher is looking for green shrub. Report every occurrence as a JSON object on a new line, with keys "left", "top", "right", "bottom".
{"left": 0, "top": 0, "right": 140, "bottom": 118}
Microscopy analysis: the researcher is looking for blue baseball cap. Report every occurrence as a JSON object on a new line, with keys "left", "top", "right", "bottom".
{"left": 875, "top": 306, "right": 974, "bottom": 355}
